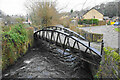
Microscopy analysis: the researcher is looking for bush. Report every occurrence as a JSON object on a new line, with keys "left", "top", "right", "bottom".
{"left": 2, "top": 24, "right": 33, "bottom": 70}
{"left": 107, "top": 21, "right": 111, "bottom": 25}
{"left": 95, "top": 47, "right": 120, "bottom": 79}
{"left": 60, "top": 18, "right": 70, "bottom": 28}
{"left": 78, "top": 19, "right": 83, "bottom": 25}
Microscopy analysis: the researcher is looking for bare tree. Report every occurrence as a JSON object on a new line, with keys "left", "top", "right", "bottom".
{"left": 25, "top": 0, "right": 61, "bottom": 27}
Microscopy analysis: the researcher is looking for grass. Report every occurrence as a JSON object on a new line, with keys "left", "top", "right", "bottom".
{"left": 115, "top": 28, "right": 120, "bottom": 32}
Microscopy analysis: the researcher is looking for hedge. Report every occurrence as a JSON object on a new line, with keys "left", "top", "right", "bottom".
{"left": 78, "top": 19, "right": 99, "bottom": 25}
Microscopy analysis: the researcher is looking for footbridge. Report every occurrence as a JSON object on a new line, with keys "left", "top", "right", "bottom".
{"left": 34, "top": 25, "right": 104, "bottom": 65}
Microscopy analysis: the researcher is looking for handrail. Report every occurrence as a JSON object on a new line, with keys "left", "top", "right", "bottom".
{"left": 42, "top": 25, "right": 87, "bottom": 41}
{"left": 42, "top": 25, "right": 104, "bottom": 55}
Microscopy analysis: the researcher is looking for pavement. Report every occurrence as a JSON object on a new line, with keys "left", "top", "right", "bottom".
{"left": 79, "top": 25, "right": 119, "bottom": 49}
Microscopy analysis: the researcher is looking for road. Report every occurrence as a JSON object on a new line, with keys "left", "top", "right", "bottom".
{"left": 79, "top": 25, "right": 119, "bottom": 49}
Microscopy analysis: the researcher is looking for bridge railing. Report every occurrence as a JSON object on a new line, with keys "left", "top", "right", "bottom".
{"left": 42, "top": 25, "right": 104, "bottom": 54}
{"left": 34, "top": 28, "right": 104, "bottom": 58}
{"left": 42, "top": 25, "right": 86, "bottom": 41}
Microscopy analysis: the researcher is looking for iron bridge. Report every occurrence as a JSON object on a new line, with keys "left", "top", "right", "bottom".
{"left": 34, "top": 25, "right": 104, "bottom": 65}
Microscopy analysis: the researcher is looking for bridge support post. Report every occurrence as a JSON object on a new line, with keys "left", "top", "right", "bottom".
{"left": 63, "top": 36, "right": 67, "bottom": 57}
{"left": 50, "top": 31, "right": 54, "bottom": 43}
{"left": 56, "top": 33, "right": 59, "bottom": 44}
{"left": 101, "top": 40, "right": 104, "bottom": 55}
{"left": 73, "top": 41, "right": 76, "bottom": 48}
{"left": 39, "top": 32, "right": 41, "bottom": 39}
{"left": 89, "top": 41, "right": 90, "bottom": 47}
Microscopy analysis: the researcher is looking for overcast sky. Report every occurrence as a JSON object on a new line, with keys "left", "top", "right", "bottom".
{"left": 0, "top": 0, "right": 115, "bottom": 15}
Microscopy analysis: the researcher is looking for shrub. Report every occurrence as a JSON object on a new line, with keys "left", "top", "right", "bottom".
{"left": 2, "top": 24, "right": 33, "bottom": 70}
{"left": 78, "top": 19, "right": 83, "bottom": 25}
{"left": 107, "top": 21, "right": 111, "bottom": 25}
{"left": 60, "top": 18, "right": 70, "bottom": 28}
{"left": 95, "top": 47, "right": 120, "bottom": 79}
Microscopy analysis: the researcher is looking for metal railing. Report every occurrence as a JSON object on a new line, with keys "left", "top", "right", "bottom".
{"left": 34, "top": 27, "right": 104, "bottom": 57}
{"left": 42, "top": 25, "right": 104, "bottom": 55}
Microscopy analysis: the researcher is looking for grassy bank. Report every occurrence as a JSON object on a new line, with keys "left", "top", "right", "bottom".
{"left": 2, "top": 24, "right": 34, "bottom": 70}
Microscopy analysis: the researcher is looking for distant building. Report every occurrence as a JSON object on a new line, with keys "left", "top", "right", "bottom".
{"left": 82, "top": 9, "right": 103, "bottom": 21}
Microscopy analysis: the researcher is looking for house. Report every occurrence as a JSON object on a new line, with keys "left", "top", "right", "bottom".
{"left": 82, "top": 9, "right": 103, "bottom": 21}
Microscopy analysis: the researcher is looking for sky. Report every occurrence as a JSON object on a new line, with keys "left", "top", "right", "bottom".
{"left": 0, "top": 0, "right": 115, "bottom": 16}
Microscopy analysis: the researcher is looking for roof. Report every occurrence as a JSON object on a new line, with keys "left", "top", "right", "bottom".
{"left": 82, "top": 8, "right": 103, "bottom": 16}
